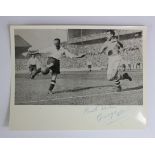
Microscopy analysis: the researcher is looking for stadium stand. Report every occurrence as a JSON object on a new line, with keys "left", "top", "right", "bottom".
{"left": 15, "top": 31, "right": 143, "bottom": 73}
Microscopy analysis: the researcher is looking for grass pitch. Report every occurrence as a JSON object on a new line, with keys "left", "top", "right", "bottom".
{"left": 15, "top": 70, "right": 143, "bottom": 105}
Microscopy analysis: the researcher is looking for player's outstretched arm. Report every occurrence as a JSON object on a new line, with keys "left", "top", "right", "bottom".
{"left": 64, "top": 48, "right": 86, "bottom": 59}
{"left": 39, "top": 47, "right": 54, "bottom": 55}
{"left": 99, "top": 41, "right": 109, "bottom": 54}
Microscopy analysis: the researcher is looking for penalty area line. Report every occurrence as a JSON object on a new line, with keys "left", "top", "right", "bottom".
{"left": 16, "top": 89, "right": 141, "bottom": 104}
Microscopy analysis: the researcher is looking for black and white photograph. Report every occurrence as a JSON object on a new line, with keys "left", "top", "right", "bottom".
{"left": 9, "top": 25, "right": 146, "bottom": 130}
{"left": 13, "top": 26, "right": 144, "bottom": 105}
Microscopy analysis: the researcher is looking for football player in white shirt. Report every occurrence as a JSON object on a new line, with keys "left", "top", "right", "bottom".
{"left": 99, "top": 30, "right": 132, "bottom": 92}
{"left": 27, "top": 53, "right": 41, "bottom": 79}
{"left": 36, "top": 38, "right": 85, "bottom": 94}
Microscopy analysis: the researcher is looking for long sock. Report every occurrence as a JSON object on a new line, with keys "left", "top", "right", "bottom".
{"left": 114, "top": 79, "right": 121, "bottom": 88}
{"left": 49, "top": 80, "right": 56, "bottom": 92}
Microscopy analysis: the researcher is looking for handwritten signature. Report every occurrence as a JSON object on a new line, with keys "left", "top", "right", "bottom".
{"left": 84, "top": 106, "right": 128, "bottom": 125}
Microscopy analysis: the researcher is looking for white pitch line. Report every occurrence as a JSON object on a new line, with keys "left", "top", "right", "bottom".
{"left": 16, "top": 89, "right": 142, "bottom": 104}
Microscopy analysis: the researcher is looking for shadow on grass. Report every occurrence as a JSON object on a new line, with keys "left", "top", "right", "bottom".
{"left": 55, "top": 85, "right": 113, "bottom": 94}
{"left": 123, "top": 85, "right": 143, "bottom": 92}
{"left": 55, "top": 85, "right": 143, "bottom": 94}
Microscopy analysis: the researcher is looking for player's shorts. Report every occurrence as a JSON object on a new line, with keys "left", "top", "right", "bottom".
{"left": 107, "top": 55, "right": 122, "bottom": 81}
{"left": 29, "top": 65, "right": 37, "bottom": 72}
{"left": 88, "top": 65, "right": 92, "bottom": 69}
{"left": 47, "top": 57, "right": 60, "bottom": 74}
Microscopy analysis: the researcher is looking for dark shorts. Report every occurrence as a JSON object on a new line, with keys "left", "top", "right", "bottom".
{"left": 29, "top": 65, "right": 37, "bottom": 72}
{"left": 88, "top": 65, "right": 92, "bottom": 68}
{"left": 47, "top": 57, "right": 60, "bottom": 74}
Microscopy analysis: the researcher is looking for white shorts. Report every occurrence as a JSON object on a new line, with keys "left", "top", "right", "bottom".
{"left": 107, "top": 55, "right": 123, "bottom": 81}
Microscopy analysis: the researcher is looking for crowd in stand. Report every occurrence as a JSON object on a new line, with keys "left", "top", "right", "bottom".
{"left": 61, "top": 37, "right": 143, "bottom": 69}
{"left": 16, "top": 37, "right": 143, "bottom": 72}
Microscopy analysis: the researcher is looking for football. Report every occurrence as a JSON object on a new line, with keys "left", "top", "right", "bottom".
{"left": 41, "top": 67, "right": 50, "bottom": 75}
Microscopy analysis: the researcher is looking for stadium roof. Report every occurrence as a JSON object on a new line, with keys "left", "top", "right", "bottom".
{"left": 67, "top": 30, "right": 142, "bottom": 44}
{"left": 15, "top": 35, "right": 31, "bottom": 48}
